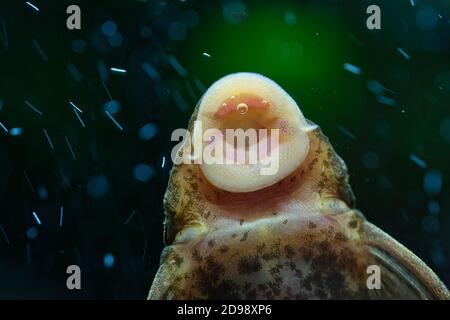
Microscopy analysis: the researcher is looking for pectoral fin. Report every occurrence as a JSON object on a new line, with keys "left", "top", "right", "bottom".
{"left": 359, "top": 221, "right": 450, "bottom": 299}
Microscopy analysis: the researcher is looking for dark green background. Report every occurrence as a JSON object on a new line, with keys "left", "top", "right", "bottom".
{"left": 0, "top": 0, "right": 449, "bottom": 298}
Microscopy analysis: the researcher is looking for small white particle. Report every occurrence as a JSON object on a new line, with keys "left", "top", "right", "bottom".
{"left": 110, "top": 67, "right": 127, "bottom": 75}
{"left": 26, "top": 1, "right": 39, "bottom": 12}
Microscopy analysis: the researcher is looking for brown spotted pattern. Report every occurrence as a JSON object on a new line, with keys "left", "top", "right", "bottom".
{"left": 149, "top": 103, "right": 450, "bottom": 300}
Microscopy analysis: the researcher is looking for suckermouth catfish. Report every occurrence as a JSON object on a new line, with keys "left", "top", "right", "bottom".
{"left": 149, "top": 72, "right": 450, "bottom": 300}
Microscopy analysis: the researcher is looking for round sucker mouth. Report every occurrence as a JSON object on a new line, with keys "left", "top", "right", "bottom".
{"left": 193, "top": 72, "right": 310, "bottom": 193}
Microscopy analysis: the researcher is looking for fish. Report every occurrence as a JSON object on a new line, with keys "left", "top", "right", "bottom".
{"left": 149, "top": 72, "right": 450, "bottom": 299}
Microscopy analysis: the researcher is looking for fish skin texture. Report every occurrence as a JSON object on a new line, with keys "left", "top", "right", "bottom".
{"left": 149, "top": 102, "right": 450, "bottom": 300}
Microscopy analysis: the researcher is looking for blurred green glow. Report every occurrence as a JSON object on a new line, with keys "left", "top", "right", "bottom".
{"left": 183, "top": 4, "right": 356, "bottom": 124}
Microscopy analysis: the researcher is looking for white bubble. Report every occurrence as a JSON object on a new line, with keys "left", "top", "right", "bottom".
{"left": 237, "top": 103, "right": 248, "bottom": 115}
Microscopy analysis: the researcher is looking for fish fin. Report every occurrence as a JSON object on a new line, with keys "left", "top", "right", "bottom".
{"left": 360, "top": 221, "right": 450, "bottom": 299}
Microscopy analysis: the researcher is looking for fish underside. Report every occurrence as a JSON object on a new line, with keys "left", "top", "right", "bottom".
{"left": 149, "top": 73, "right": 450, "bottom": 300}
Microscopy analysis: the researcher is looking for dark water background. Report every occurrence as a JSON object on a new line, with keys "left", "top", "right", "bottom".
{"left": 0, "top": 0, "right": 449, "bottom": 298}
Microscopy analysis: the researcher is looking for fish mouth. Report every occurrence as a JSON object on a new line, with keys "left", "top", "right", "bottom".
{"left": 192, "top": 72, "right": 311, "bottom": 193}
